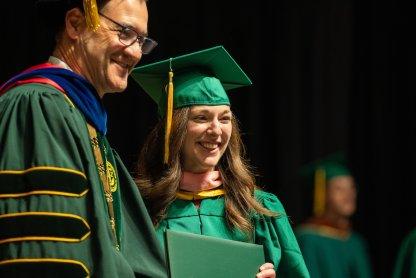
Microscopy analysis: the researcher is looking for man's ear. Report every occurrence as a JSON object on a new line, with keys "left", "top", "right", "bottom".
{"left": 65, "top": 8, "right": 86, "bottom": 39}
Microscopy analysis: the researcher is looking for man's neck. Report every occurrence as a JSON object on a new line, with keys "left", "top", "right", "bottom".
{"left": 52, "top": 44, "right": 105, "bottom": 98}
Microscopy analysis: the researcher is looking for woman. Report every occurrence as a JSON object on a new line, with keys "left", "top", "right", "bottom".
{"left": 131, "top": 46, "right": 309, "bottom": 278}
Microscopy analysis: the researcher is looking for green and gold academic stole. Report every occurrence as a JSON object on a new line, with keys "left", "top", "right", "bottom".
{"left": 87, "top": 123, "right": 121, "bottom": 250}
{"left": 101, "top": 137, "right": 122, "bottom": 245}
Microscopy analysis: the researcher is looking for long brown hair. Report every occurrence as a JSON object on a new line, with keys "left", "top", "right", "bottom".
{"left": 136, "top": 107, "right": 276, "bottom": 235}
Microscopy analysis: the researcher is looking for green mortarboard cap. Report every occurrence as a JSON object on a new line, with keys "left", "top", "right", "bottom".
{"left": 131, "top": 45, "right": 252, "bottom": 116}
{"left": 300, "top": 152, "right": 351, "bottom": 181}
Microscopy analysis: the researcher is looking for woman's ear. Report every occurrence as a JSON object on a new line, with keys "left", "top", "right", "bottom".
{"left": 65, "top": 8, "right": 86, "bottom": 39}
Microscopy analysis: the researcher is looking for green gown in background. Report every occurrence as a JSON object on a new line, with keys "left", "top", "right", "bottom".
{"left": 393, "top": 228, "right": 416, "bottom": 278}
{"left": 0, "top": 84, "right": 167, "bottom": 277}
{"left": 155, "top": 190, "right": 310, "bottom": 278}
{"left": 296, "top": 219, "right": 372, "bottom": 278}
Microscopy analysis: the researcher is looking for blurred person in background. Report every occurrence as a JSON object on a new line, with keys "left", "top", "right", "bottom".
{"left": 295, "top": 152, "right": 373, "bottom": 278}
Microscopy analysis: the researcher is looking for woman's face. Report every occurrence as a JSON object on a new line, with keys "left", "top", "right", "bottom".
{"left": 182, "top": 105, "right": 232, "bottom": 173}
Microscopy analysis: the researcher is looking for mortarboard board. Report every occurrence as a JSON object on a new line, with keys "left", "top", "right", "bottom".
{"left": 130, "top": 45, "right": 252, "bottom": 163}
{"left": 299, "top": 152, "right": 351, "bottom": 216}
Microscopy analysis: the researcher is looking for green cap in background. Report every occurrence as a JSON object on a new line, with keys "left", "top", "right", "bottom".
{"left": 300, "top": 152, "right": 351, "bottom": 181}
{"left": 130, "top": 45, "right": 252, "bottom": 116}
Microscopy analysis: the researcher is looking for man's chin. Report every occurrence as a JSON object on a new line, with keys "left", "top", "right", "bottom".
{"left": 105, "top": 82, "right": 128, "bottom": 94}
{"left": 106, "top": 89, "right": 124, "bottom": 94}
{"left": 340, "top": 210, "right": 355, "bottom": 218}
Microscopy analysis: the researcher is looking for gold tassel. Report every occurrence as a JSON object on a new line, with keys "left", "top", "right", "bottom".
{"left": 313, "top": 168, "right": 326, "bottom": 216}
{"left": 83, "top": 0, "right": 101, "bottom": 31}
{"left": 164, "top": 64, "right": 174, "bottom": 164}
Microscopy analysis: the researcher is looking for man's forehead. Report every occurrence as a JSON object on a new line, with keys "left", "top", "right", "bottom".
{"left": 102, "top": 0, "right": 147, "bottom": 9}
{"left": 101, "top": 0, "right": 148, "bottom": 20}
{"left": 101, "top": 0, "right": 148, "bottom": 31}
{"left": 328, "top": 175, "right": 355, "bottom": 187}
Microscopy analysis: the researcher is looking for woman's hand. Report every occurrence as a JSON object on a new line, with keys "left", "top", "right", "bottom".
{"left": 256, "top": 262, "right": 276, "bottom": 278}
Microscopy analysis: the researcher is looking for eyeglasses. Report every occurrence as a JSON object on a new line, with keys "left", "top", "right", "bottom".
{"left": 98, "top": 12, "right": 158, "bottom": 55}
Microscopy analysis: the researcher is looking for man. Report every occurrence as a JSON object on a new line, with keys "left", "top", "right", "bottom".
{"left": 0, "top": 0, "right": 167, "bottom": 277}
{"left": 295, "top": 153, "right": 373, "bottom": 278}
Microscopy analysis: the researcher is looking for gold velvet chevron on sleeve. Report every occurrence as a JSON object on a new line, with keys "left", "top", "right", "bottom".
{"left": 0, "top": 211, "right": 91, "bottom": 245}
{"left": 0, "top": 166, "right": 88, "bottom": 198}
{"left": 0, "top": 258, "right": 89, "bottom": 277}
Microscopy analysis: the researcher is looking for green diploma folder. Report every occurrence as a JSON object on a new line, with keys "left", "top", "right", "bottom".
{"left": 165, "top": 230, "right": 265, "bottom": 278}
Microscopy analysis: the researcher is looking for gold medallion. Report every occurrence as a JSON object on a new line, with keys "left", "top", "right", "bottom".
{"left": 106, "top": 161, "right": 117, "bottom": 192}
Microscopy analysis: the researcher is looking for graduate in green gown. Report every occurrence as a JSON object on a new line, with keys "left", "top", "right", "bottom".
{"left": 392, "top": 228, "right": 416, "bottom": 278}
{"left": 131, "top": 46, "right": 310, "bottom": 278}
{"left": 0, "top": 1, "right": 167, "bottom": 277}
{"left": 295, "top": 153, "right": 373, "bottom": 278}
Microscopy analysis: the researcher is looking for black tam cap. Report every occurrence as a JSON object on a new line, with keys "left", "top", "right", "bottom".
{"left": 36, "top": 0, "right": 103, "bottom": 33}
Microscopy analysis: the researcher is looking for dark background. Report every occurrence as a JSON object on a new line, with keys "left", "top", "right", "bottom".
{"left": 1, "top": 1, "right": 414, "bottom": 277}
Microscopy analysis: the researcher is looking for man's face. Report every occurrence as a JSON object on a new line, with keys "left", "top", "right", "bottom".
{"left": 325, "top": 175, "right": 357, "bottom": 218}
{"left": 76, "top": 0, "right": 148, "bottom": 95}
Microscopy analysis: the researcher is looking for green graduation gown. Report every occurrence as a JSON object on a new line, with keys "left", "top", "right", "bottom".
{"left": 296, "top": 221, "right": 372, "bottom": 278}
{"left": 155, "top": 190, "right": 310, "bottom": 277}
{"left": 0, "top": 84, "right": 167, "bottom": 277}
{"left": 393, "top": 228, "right": 416, "bottom": 278}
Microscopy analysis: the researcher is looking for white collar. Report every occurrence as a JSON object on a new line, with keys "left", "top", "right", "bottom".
{"left": 48, "top": 56, "right": 73, "bottom": 71}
